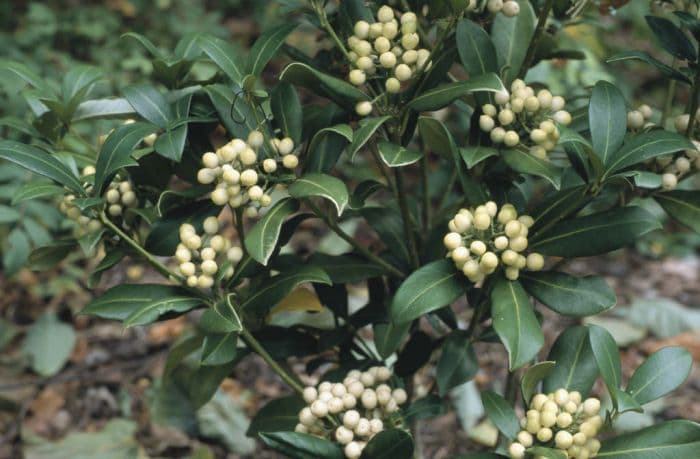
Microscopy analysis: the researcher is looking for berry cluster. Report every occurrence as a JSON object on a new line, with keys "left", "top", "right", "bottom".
{"left": 196, "top": 131, "right": 298, "bottom": 217}
{"left": 479, "top": 79, "right": 572, "bottom": 159}
{"left": 626, "top": 104, "right": 654, "bottom": 131}
{"left": 347, "top": 6, "right": 430, "bottom": 116}
{"left": 483, "top": 0, "right": 522, "bottom": 17}
{"left": 59, "top": 165, "right": 103, "bottom": 237}
{"left": 176, "top": 218, "right": 243, "bottom": 288}
{"left": 296, "top": 366, "right": 408, "bottom": 459}
{"left": 443, "top": 202, "right": 544, "bottom": 283}
{"left": 104, "top": 179, "right": 139, "bottom": 220}
{"left": 509, "top": 389, "right": 602, "bottom": 459}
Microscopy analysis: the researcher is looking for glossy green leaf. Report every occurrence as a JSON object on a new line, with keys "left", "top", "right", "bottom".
{"left": 271, "top": 82, "right": 303, "bottom": 144}
{"left": 360, "top": 429, "right": 414, "bottom": 459}
{"left": 201, "top": 332, "right": 238, "bottom": 366}
{"left": 11, "top": 182, "right": 64, "bottom": 205}
{"left": 247, "top": 23, "right": 298, "bottom": 75}
{"left": 200, "top": 297, "right": 243, "bottom": 333}
{"left": 481, "top": 390, "right": 520, "bottom": 440}
{"left": 123, "top": 84, "right": 173, "bottom": 128}
{"left": 408, "top": 73, "right": 506, "bottom": 112}
{"left": 361, "top": 207, "right": 411, "bottom": 266}
{"left": 646, "top": 15, "right": 697, "bottom": 61}
{"left": 94, "top": 121, "right": 158, "bottom": 193}
{"left": 491, "top": 278, "right": 544, "bottom": 370}
{"left": 456, "top": 19, "right": 498, "bottom": 76}
{"left": 247, "top": 395, "right": 306, "bottom": 436}
{"left": 240, "top": 266, "right": 331, "bottom": 313}
{"left": 279, "top": 62, "right": 368, "bottom": 108}
{"left": 289, "top": 173, "right": 349, "bottom": 216}
{"left": 27, "top": 240, "right": 76, "bottom": 271}
{"left": 0, "top": 141, "right": 84, "bottom": 194}
{"left": 4, "top": 228, "right": 31, "bottom": 276}
{"left": 349, "top": 116, "right": 391, "bottom": 161}
{"left": 245, "top": 198, "right": 300, "bottom": 265}
{"left": 0, "top": 204, "right": 21, "bottom": 223}
{"left": 377, "top": 140, "right": 423, "bottom": 167}
{"left": 308, "top": 253, "right": 386, "bottom": 283}
{"left": 198, "top": 35, "right": 245, "bottom": 84}
{"left": 403, "top": 395, "right": 447, "bottom": 423}
{"left": 626, "top": 346, "right": 692, "bottom": 405}
{"left": 530, "top": 185, "right": 591, "bottom": 233}
{"left": 542, "top": 326, "right": 598, "bottom": 397}
{"left": 607, "top": 51, "right": 691, "bottom": 83}
{"left": 374, "top": 321, "right": 411, "bottom": 359}
{"left": 598, "top": 420, "right": 700, "bottom": 458}
{"left": 460, "top": 146, "right": 498, "bottom": 169}
{"left": 390, "top": 260, "right": 467, "bottom": 324}
{"left": 589, "top": 80, "right": 627, "bottom": 164}
{"left": 306, "top": 124, "right": 353, "bottom": 173}
{"left": 520, "top": 271, "right": 616, "bottom": 317}
{"left": 81, "top": 284, "right": 204, "bottom": 326}
{"left": 436, "top": 332, "right": 478, "bottom": 395}
{"left": 122, "top": 32, "right": 164, "bottom": 58}
{"left": 22, "top": 313, "right": 76, "bottom": 377}
{"left": 501, "top": 149, "right": 562, "bottom": 189}
{"left": 521, "top": 361, "right": 556, "bottom": 404}
{"left": 655, "top": 190, "right": 700, "bottom": 233}
{"left": 73, "top": 98, "right": 137, "bottom": 121}
{"left": 531, "top": 206, "right": 660, "bottom": 257}
{"left": 204, "top": 84, "right": 259, "bottom": 139}
{"left": 491, "top": 0, "right": 536, "bottom": 83}
{"left": 259, "top": 432, "right": 344, "bottom": 459}
{"left": 604, "top": 130, "right": 693, "bottom": 176}
{"left": 588, "top": 324, "right": 622, "bottom": 398}
{"left": 88, "top": 247, "right": 126, "bottom": 288}
{"left": 145, "top": 200, "right": 221, "bottom": 256}
{"left": 154, "top": 125, "right": 187, "bottom": 162}
{"left": 0, "top": 59, "right": 52, "bottom": 94}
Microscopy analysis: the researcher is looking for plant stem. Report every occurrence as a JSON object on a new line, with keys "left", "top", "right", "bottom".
{"left": 685, "top": 62, "right": 700, "bottom": 138}
{"left": 305, "top": 199, "right": 406, "bottom": 278}
{"left": 312, "top": 0, "right": 353, "bottom": 62}
{"left": 100, "top": 213, "right": 182, "bottom": 282}
{"left": 240, "top": 329, "right": 305, "bottom": 395}
{"left": 393, "top": 168, "right": 421, "bottom": 269}
{"left": 517, "top": 0, "right": 554, "bottom": 80}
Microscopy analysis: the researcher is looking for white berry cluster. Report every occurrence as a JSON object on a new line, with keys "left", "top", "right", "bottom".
{"left": 295, "top": 366, "right": 408, "bottom": 459}
{"left": 59, "top": 165, "right": 103, "bottom": 237}
{"left": 481, "top": 0, "right": 522, "bottom": 17}
{"left": 626, "top": 104, "right": 654, "bottom": 131}
{"left": 655, "top": 113, "right": 700, "bottom": 191}
{"left": 196, "top": 131, "right": 298, "bottom": 218}
{"left": 347, "top": 6, "right": 430, "bottom": 116}
{"left": 509, "top": 389, "right": 602, "bottom": 459}
{"left": 479, "top": 79, "right": 572, "bottom": 159}
{"left": 443, "top": 202, "right": 544, "bottom": 283}
{"left": 176, "top": 218, "right": 243, "bottom": 289}
{"left": 104, "top": 179, "right": 139, "bottom": 220}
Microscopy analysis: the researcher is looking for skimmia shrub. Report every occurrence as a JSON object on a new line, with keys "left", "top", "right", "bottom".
{"left": 1, "top": 0, "right": 700, "bottom": 457}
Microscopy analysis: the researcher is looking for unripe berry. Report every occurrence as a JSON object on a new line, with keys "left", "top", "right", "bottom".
{"left": 494, "top": 235, "right": 509, "bottom": 250}
{"left": 502, "top": 249, "right": 519, "bottom": 266}
{"left": 517, "top": 431, "right": 533, "bottom": 448}
{"left": 328, "top": 397, "right": 344, "bottom": 414}
{"left": 179, "top": 262, "right": 196, "bottom": 277}
{"left": 336, "top": 426, "right": 354, "bottom": 445}
{"left": 240, "top": 147, "right": 257, "bottom": 166}
{"left": 553, "top": 110, "right": 572, "bottom": 125}
{"left": 402, "top": 49, "right": 418, "bottom": 65}
{"left": 555, "top": 430, "right": 574, "bottom": 449}
{"left": 310, "top": 400, "right": 328, "bottom": 417}
{"left": 556, "top": 412, "right": 573, "bottom": 428}
{"left": 106, "top": 189, "right": 121, "bottom": 204}
{"left": 526, "top": 253, "right": 545, "bottom": 271}
{"left": 202, "top": 216, "right": 219, "bottom": 235}
{"left": 401, "top": 12, "right": 417, "bottom": 24}
{"left": 573, "top": 432, "right": 587, "bottom": 446}
{"left": 401, "top": 33, "right": 420, "bottom": 50}
{"left": 531, "top": 394, "right": 548, "bottom": 410}
{"left": 392, "top": 388, "right": 407, "bottom": 404}
{"left": 202, "top": 152, "right": 219, "bottom": 168}
{"left": 490, "top": 126, "right": 506, "bottom": 143}
{"left": 197, "top": 275, "right": 214, "bottom": 289}
{"left": 377, "top": 5, "right": 394, "bottom": 23}
{"left": 551, "top": 96, "right": 566, "bottom": 111}
{"left": 355, "top": 40, "right": 373, "bottom": 57}
{"left": 628, "top": 110, "right": 644, "bottom": 129}
{"left": 201, "top": 259, "right": 218, "bottom": 275}
{"left": 354, "top": 20, "right": 370, "bottom": 39}
{"left": 318, "top": 381, "right": 332, "bottom": 393}
{"left": 488, "top": 0, "right": 504, "bottom": 12}
{"left": 349, "top": 69, "right": 366, "bottom": 86}
{"left": 662, "top": 173, "right": 678, "bottom": 190}
{"left": 583, "top": 398, "right": 601, "bottom": 416}
{"left": 675, "top": 114, "right": 690, "bottom": 133}
{"left": 356, "top": 101, "right": 373, "bottom": 116}
{"left": 470, "top": 240, "right": 487, "bottom": 256}
{"left": 495, "top": 91, "right": 511, "bottom": 105}
{"left": 211, "top": 188, "right": 229, "bottom": 206}
{"left": 343, "top": 409, "right": 361, "bottom": 429}
{"left": 498, "top": 109, "right": 515, "bottom": 125}
{"left": 379, "top": 51, "right": 397, "bottom": 68}
{"left": 452, "top": 246, "right": 470, "bottom": 264}
{"left": 480, "top": 251, "right": 499, "bottom": 271}
{"left": 639, "top": 104, "right": 653, "bottom": 119}
{"left": 369, "top": 418, "right": 383, "bottom": 433}
{"left": 479, "top": 115, "right": 495, "bottom": 132}
{"left": 369, "top": 22, "right": 383, "bottom": 39}
{"left": 200, "top": 248, "right": 216, "bottom": 261}
{"left": 504, "top": 130, "right": 520, "bottom": 147}
{"left": 444, "top": 232, "right": 463, "bottom": 250}
{"left": 676, "top": 156, "right": 691, "bottom": 173}
{"left": 395, "top": 63, "right": 413, "bottom": 82}
{"left": 227, "top": 246, "right": 243, "bottom": 263}
{"left": 374, "top": 36, "right": 391, "bottom": 54}
{"left": 303, "top": 386, "right": 317, "bottom": 404}
{"left": 541, "top": 411, "right": 556, "bottom": 428}
{"left": 344, "top": 441, "right": 362, "bottom": 459}
{"left": 524, "top": 96, "right": 540, "bottom": 112}
{"left": 299, "top": 407, "right": 316, "bottom": 426}
{"left": 356, "top": 56, "right": 373, "bottom": 71}
{"left": 383, "top": 21, "right": 398, "bottom": 39}
{"left": 502, "top": 0, "right": 520, "bottom": 16}
{"left": 343, "top": 393, "right": 357, "bottom": 409}
{"left": 508, "top": 442, "right": 525, "bottom": 459}
{"left": 537, "top": 427, "right": 553, "bottom": 442}
{"left": 386, "top": 77, "right": 401, "bottom": 93}
{"left": 355, "top": 418, "right": 371, "bottom": 436}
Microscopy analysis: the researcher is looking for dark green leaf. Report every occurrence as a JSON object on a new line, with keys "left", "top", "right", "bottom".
{"left": 22, "top": 312, "right": 76, "bottom": 377}
{"left": 403, "top": 395, "right": 448, "bottom": 423}
{"left": 245, "top": 198, "right": 300, "bottom": 265}
{"left": 436, "top": 332, "right": 478, "bottom": 395}
{"left": 204, "top": 84, "right": 259, "bottom": 139}
{"left": 374, "top": 321, "right": 411, "bottom": 359}
{"left": 521, "top": 361, "right": 556, "bottom": 404}
{"left": 27, "top": 240, "right": 76, "bottom": 271}
{"left": 655, "top": 190, "right": 700, "bottom": 233}
{"left": 240, "top": 266, "right": 331, "bottom": 314}
{"left": 607, "top": 51, "right": 692, "bottom": 83}
{"left": 123, "top": 84, "right": 173, "bottom": 128}
{"left": 200, "top": 332, "right": 238, "bottom": 366}
{"left": 349, "top": 116, "right": 391, "bottom": 161}
{"left": 408, "top": 73, "right": 506, "bottom": 112}
{"left": 588, "top": 324, "right": 622, "bottom": 399}
{"left": 589, "top": 81, "right": 627, "bottom": 165}
{"left": 247, "top": 395, "right": 306, "bottom": 436}
{"left": 247, "top": 23, "right": 298, "bottom": 75}
{"left": 482, "top": 390, "right": 520, "bottom": 440}
{"left": 154, "top": 125, "right": 187, "bottom": 162}
{"left": 598, "top": 420, "right": 700, "bottom": 458}
{"left": 73, "top": 98, "right": 137, "bottom": 121}
{"left": 11, "top": 182, "right": 64, "bottom": 205}
{"left": 491, "top": 278, "right": 544, "bottom": 370}
{"left": 289, "top": 173, "right": 349, "bottom": 216}
{"left": 308, "top": 253, "right": 386, "bottom": 283}
{"left": 305, "top": 124, "right": 353, "bottom": 173}
{"left": 501, "top": 149, "right": 562, "bottom": 189}
{"left": 279, "top": 62, "right": 369, "bottom": 108}
{"left": 456, "top": 19, "right": 498, "bottom": 76}
{"left": 198, "top": 35, "right": 245, "bottom": 84}
{"left": 542, "top": 326, "right": 598, "bottom": 397}
{"left": 520, "top": 272, "right": 616, "bottom": 317}
{"left": 646, "top": 15, "right": 697, "bottom": 61}
{"left": 491, "top": 0, "right": 536, "bottom": 84}
{"left": 626, "top": 346, "right": 692, "bottom": 405}
{"left": 361, "top": 429, "right": 414, "bottom": 459}
{"left": 377, "top": 140, "right": 423, "bottom": 167}
{"left": 0, "top": 141, "right": 84, "bottom": 194}
{"left": 460, "top": 146, "right": 498, "bottom": 169}
{"left": 271, "top": 82, "right": 303, "bottom": 145}
{"left": 605, "top": 130, "right": 693, "bottom": 176}
{"left": 259, "top": 432, "right": 344, "bottom": 459}
{"left": 4, "top": 229, "right": 31, "bottom": 276}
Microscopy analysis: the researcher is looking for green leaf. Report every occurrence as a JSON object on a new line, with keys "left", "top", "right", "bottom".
{"left": 154, "top": 125, "right": 187, "bottom": 162}
{"left": 389, "top": 260, "right": 467, "bottom": 324}
{"left": 598, "top": 420, "right": 700, "bottom": 458}
{"left": 146, "top": 200, "right": 221, "bottom": 256}
{"left": 247, "top": 395, "right": 306, "bottom": 436}
{"left": 491, "top": 0, "right": 536, "bottom": 84}
{"left": 520, "top": 272, "right": 616, "bottom": 317}
{"left": 626, "top": 346, "right": 692, "bottom": 405}
{"left": 305, "top": 123, "right": 353, "bottom": 173}
{"left": 22, "top": 312, "right": 76, "bottom": 377}
{"left": 491, "top": 278, "right": 544, "bottom": 370}
{"left": 377, "top": 140, "right": 423, "bottom": 167}
{"left": 247, "top": 23, "right": 298, "bottom": 75}
{"left": 198, "top": 35, "right": 245, "bottom": 84}
{"left": 0, "top": 59, "right": 52, "bottom": 94}
{"left": 501, "top": 149, "right": 562, "bottom": 189}
{"left": 89, "top": 247, "right": 126, "bottom": 288}
{"left": 73, "top": 98, "right": 137, "bottom": 121}
{"left": 245, "top": 198, "right": 300, "bottom": 265}
{"left": 374, "top": 321, "right": 411, "bottom": 359}
{"left": 604, "top": 130, "right": 693, "bottom": 176}
{"left": 259, "top": 432, "right": 344, "bottom": 459}
{"left": 655, "top": 190, "right": 700, "bottom": 233}
{"left": 200, "top": 297, "right": 243, "bottom": 333}
{"left": 525, "top": 447, "right": 566, "bottom": 459}
{"left": 4, "top": 229, "right": 31, "bottom": 276}
{"left": 0, "top": 204, "right": 21, "bottom": 223}
{"left": 271, "top": 82, "right": 303, "bottom": 145}
{"left": 360, "top": 429, "right": 414, "bottom": 459}
{"left": 0, "top": 141, "right": 84, "bottom": 194}
{"left": 279, "top": 62, "right": 369, "bottom": 108}
{"left": 11, "top": 181, "right": 64, "bottom": 205}
{"left": 460, "top": 146, "right": 498, "bottom": 169}
{"left": 123, "top": 84, "right": 173, "bottom": 128}
{"left": 27, "top": 240, "right": 76, "bottom": 271}
{"left": 436, "top": 332, "right": 478, "bottom": 395}
{"left": 94, "top": 121, "right": 158, "bottom": 193}
{"left": 204, "top": 84, "right": 259, "bottom": 139}
{"left": 201, "top": 332, "right": 239, "bottom": 366}
{"left": 530, "top": 185, "right": 591, "bottom": 233}
{"left": 240, "top": 266, "right": 331, "bottom": 314}
{"left": 542, "top": 326, "right": 598, "bottom": 397}
{"left": 530, "top": 206, "right": 660, "bottom": 257}
{"left": 456, "top": 19, "right": 498, "bottom": 76}
{"left": 361, "top": 207, "right": 410, "bottom": 266}
{"left": 607, "top": 51, "right": 691, "bottom": 83}
{"left": 122, "top": 32, "right": 164, "bottom": 58}
{"left": 308, "top": 253, "right": 386, "bottom": 283}
{"left": 403, "top": 395, "right": 448, "bottom": 423}
{"left": 481, "top": 390, "right": 520, "bottom": 440}
{"left": 81, "top": 284, "right": 203, "bottom": 326}
{"left": 588, "top": 324, "right": 622, "bottom": 399}
{"left": 589, "top": 80, "right": 627, "bottom": 164}
{"left": 646, "top": 16, "right": 697, "bottom": 61}
{"left": 289, "top": 173, "right": 349, "bottom": 216}
{"left": 521, "top": 361, "right": 556, "bottom": 404}
{"left": 408, "top": 73, "right": 506, "bottom": 112}
{"left": 349, "top": 116, "right": 391, "bottom": 161}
